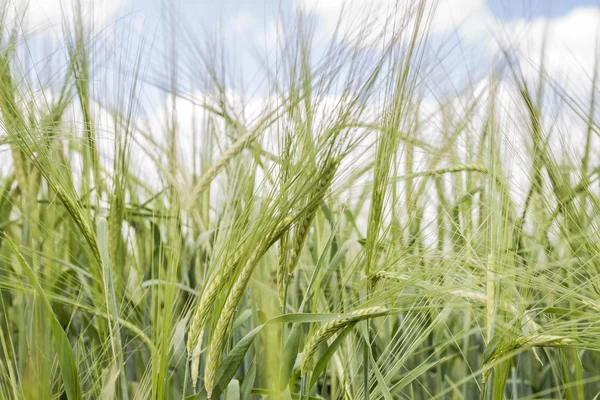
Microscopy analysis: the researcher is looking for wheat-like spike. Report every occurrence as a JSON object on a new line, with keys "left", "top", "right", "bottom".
{"left": 187, "top": 248, "right": 242, "bottom": 352}
{"left": 201, "top": 214, "right": 295, "bottom": 392}
{"left": 371, "top": 271, "right": 412, "bottom": 283}
{"left": 514, "top": 334, "right": 573, "bottom": 348}
{"left": 108, "top": 194, "right": 123, "bottom": 277}
{"left": 187, "top": 251, "right": 242, "bottom": 388}
{"left": 204, "top": 247, "right": 264, "bottom": 397}
{"left": 57, "top": 186, "right": 102, "bottom": 266}
{"left": 398, "top": 164, "right": 488, "bottom": 181}
{"left": 288, "top": 158, "right": 338, "bottom": 274}
{"left": 189, "top": 214, "right": 294, "bottom": 389}
{"left": 1, "top": 131, "right": 101, "bottom": 268}
{"left": 0, "top": 55, "right": 29, "bottom": 195}
{"left": 483, "top": 333, "right": 574, "bottom": 384}
{"left": 300, "top": 306, "right": 387, "bottom": 374}
{"left": 9, "top": 147, "right": 28, "bottom": 194}
{"left": 189, "top": 126, "right": 259, "bottom": 201}
{"left": 276, "top": 233, "right": 289, "bottom": 308}
{"left": 372, "top": 271, "right": 540, "bottom": 332}
{"left": 486, "top": 334, "right": 573, "bottom": 368}
{"left": 189, "top": 330, "right": 204, "bottom": 390}
{"left": 288, "top": 215, "right": 312, "bottom": 275}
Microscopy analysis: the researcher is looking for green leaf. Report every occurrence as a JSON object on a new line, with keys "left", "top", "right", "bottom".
{"left": 542, "top": 307, "right": 586, "bottom": 318}
{"left": 360, "top": 322, "right": 392, "bottom": 400}
{"left": 184, "top": 391, "right": 207, "bottom": 400}
{"left": 214, "top": 312, "right": 366, "bottom": 397}
{"left": 483, "top": 332, "right": 505, "bottom": 364}
{"left": 225, "top": 379, "right": 240, "bottom": 400}
{"left": 240, "top": 358, "right": 256, "bottom": 399}
{"left": 320, "top": 203, "right": 336, "bottom": 227}
{"left": 232, "top": 309, "right": 252, "bottom": 330}
{"left": 279, "top": 323, "right": 302, "bottom": 390}
{"left": 322, "top": 240, "right": 352, "bottom": 283}
{"left": 309, "top": 324, "right": 355, "bottom": 389}
{"left": 250, "top": 388, "right": 323, "bottom": 399}
{"left": 213, "top": 325, "right": 263, "bottom": 399}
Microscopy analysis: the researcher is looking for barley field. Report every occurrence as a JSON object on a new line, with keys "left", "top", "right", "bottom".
{"left": 1, "top": 0, "right": 600, "bottom": 399}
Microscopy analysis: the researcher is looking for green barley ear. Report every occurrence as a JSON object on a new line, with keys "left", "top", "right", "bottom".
{"left": 288, "top": 157, "right": 339, "bottom": 275}
{"left": 203, "top": 247, "right": 265, "bottom": 397}
{"left": 0, "top": 50, "right": 102, "bottom": 270}
{"left": 187, "top": 251, "right": 242, "bottom": 387}
{"left": 189, "top": 126, "right": 260, "bottom": 200}
{"left": 483, "top": 333, "right": 573, "bottom": 383}
{"left": 276, "top": 232, "right": 289, "bottom": 309}
{"left": 108, "top": 194, "right": 124, "bottom": 291}
{"left": 203, "top": 215, "right": 294, "bottom": 396}
{"left": 300, "top": 306, "right": 387, "bottom": 375}
{"left": 287, "top": 216, "right": 310, "bottom": 276}
{"left": 0, "top": 52, "right": 29, "bottom": 195}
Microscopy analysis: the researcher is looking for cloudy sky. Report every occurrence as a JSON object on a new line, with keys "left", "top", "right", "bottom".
{"left": 8, "top": 0, "right": 600, "bottom": 98}
{"left": 0, "top": 0, "right": 597, "bottom": 244}
{"left": 4, "top": 0, "right": 600, "bottom": 194}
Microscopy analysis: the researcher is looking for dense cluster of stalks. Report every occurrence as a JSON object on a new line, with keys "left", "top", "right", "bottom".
{"left": 1, "top": 0, "right": 600, "bottom": 399}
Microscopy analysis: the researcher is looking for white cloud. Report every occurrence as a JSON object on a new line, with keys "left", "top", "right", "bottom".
{"left": 431, "top": 0, "right": 490, "bottom": 36}
{"left": 296, "top": 0, "right": 426, "bottom": 45}
{"left": 224, "top": 9, "right": 283, "bottom": 54}
{"left": 228, "top": 9, "right": 259, "bottom": 35}
{"left": 497, "top": 7, "right": 600, "bottom": 93}
{"left": 295, "top": 0, "right": 493, "bottom": 46}
{"left": 5, "top": 0, "right": 123, "bottom": 38}
{"left": 292, "top": 0, "right": 599, "bottom": 99}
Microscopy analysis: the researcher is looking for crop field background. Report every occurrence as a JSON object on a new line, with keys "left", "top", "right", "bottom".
{"left": 1, "top": 0, "right": 600, "bottom": 399}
